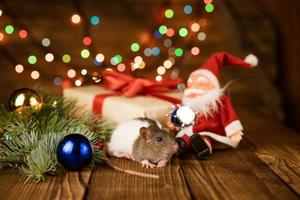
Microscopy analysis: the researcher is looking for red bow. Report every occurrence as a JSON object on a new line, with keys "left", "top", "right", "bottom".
{"left": 102, "top": 71, "right": 181, "bottom": 97}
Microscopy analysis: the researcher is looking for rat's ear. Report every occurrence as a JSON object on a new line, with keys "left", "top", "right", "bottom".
{"left": 139, "top": 127, "right": 151, "bottom": 142}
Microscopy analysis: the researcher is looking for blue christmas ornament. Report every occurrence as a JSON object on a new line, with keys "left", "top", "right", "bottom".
{"left": 169, "top": 106, "right": 196, "bottom": 127}
{"left": 170, "top": 108, "right": 182, "bottom": 126}
{"left": 57, "top": 134, "right": 93, "bottom": 171}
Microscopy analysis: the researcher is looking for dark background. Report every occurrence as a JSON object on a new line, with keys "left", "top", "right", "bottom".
{"left": 0, "top": 0, "right": 299, "bottom": 131}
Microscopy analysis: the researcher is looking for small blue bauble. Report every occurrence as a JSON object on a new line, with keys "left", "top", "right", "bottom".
{"left": 170, "top": 108, "right": 182, "bottom": 126}
{"left": 57, "top": 134, "right": 93, "bottom": 171}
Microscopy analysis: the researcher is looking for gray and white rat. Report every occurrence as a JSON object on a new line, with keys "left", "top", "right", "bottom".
{"left": 108, "top": 118, "right": 178, "bottom": 168}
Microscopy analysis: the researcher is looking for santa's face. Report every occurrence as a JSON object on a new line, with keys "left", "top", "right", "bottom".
{"left": 185, "top": 73, "right": 215, "bottom": 98}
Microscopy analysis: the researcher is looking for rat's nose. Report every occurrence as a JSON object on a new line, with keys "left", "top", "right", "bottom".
{"left": 172, "top": 144, "right": 179, "bottom": 152}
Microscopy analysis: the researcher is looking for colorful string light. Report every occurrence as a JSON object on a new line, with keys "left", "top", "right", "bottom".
{"left": 81, "top": 69, "right": 88, "bottom": 75}
{"left": 144, "top": 48, "right": 152, "bottom": 56}
{"left": 165, "top": 9, "right": 174, "bottom": 18}
{"left": 54, "top": 77, "right": 62, "bottom": 86}
{"left": 82, "top": 36, "right": 92, "bottom": 46}
{"left": 175, "top": 48, "right": 184, "bottom": 57}
{"left": 191, "top": 23, "right": 200, "bottom": 32}
{"left": 42, "top": 38, "right": 50, "bottom": 47}
{"left": 62, "top": 54, "right": 71, "bottom": 63}
{"left": 45, "top": 53, "right": 54, "bottom": 62}
{"left": 15, "top": 64, "right": 24, "bottom": 73}
{"left": 158, "top": 25, "right": 167, "bottom": 35}
{"left": 67, "top": 69, "right": 76, "bottom": 78}
{"left": 152, "top": 47, "right": 160, "bottom": 56}
{"left": 0, "top": 32, "right": 4, "bottom": 42}
{"left": 95, "top": 53, "right": 105, "bottom": 62}
{"left": 166, "top": 28, "right": 175, "bottom": 37}
{"left": 205, "top": 4, "right": 214, "bottom": 13}
{"left": 117, "top": 63, "right": 126, "bottom": 72}
{"left": 191, "top": 47, "right": 200, "bottom": 55}
{"left": 179, "top": 27, "right": 188, "bottom": 37}
{"left": 19, "top": 30, "right": 28, "bottom": 39}
{"left": 81, "top": 49, "right": 90, "bottom": 58}
{"left": 5, "top": 25, "right": 14, "bottom": 34}
{"left": 184, "top": 5, "right": 193, "bottom": 14}
{"left": 197, "top": 32, "right": 206, "bottom": 41}
{"left": 155, "top": 75, "right": 162, "bottom": 82}
{"left": 90, "top": 16, "right": 100, "bottom": 26}
{"left": 28, "top": 55, "right": 37, "bottom": 64}
{"left": 71, "top": 14, "right": 81, "bottom": 24}
{"left": 31, "top": 71, "right": 40, "bottom": 79}
{"left": 131, "top": 42, "right": 140, "bottom": 52}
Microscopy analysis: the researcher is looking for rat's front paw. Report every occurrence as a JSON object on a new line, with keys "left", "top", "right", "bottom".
{"left": 157, "top": 160, "right": 167, "bottom": 168}
{"left": 141, "top": 160, "right": 156, "bottom": 169}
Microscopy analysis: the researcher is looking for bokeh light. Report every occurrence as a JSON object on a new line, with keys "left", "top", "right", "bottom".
{"left": 75, "top": 79, "right": 82, "bottom": 87}
{"left": 31, "top": 71, "right": 40, "bottom": 79}
{"left": 83, "top": 36, "right": 92, "bottom": 46}
{"left": 62, "top": 54, "right": 71, "bottom": 63}
{"left": 131, "top": 42, "right": 140, "bottom": 52}
{"left": 81, "top": 69, "right": 88, "bottom": 75}
{"left": 15, "top": 64, "right": 24, "bottom": 73}
{"left": 156, "top": 75, "right": 162, "bottom": 82}
{"left": 157, "top": 66, "right": 166, "bottom": 75}
{"left": 165, "top": 9, "right": 174, "bottom": 18}
{"left": 191, "top": 47, "right": 200, "bottom": 55}
{"left": 166, "top": 28, "right": 175, "bottom": 37}
{"left": 90, "top": 16, "right": 100, "bottom": 26}
{"left": 71, "top": 14, "right": 81, "bottom": 24}
{"left": 134, "top": 56, "right": 143, "bottom": 64}
{"left": 95, "top": 53, "right": 105, "bottom": 62}
{"left": 158, "top": 25, "right": 168, "bottom": 35}
{"left": 144, "top": 48, "right": 152, "bottom": 57}
{"left": 0, "top": 32, "right": 4, "bottom": 42}
{"left": 163, "top": 60, "right": 173, "bottom": 69}
{"left": 0, "top": 10, "right": 2, "bottom": 17}
{"left": 19, "top": 30, "right": 28, "bottom": 39}
{"left": 164, "top": 39, "right": 172, "bottom": 47}
{"left": 5, "top": 25, "right": 14, "bottom": 34}
{"left": 197, "top": 32, "right": 207, "bottom": 41}
{"left": 28, "top": 55, "right": 37, "bottom": 64}
{"left": 42, "top": 38, "right": 51, "bottom": 47}
{"left": 175, "top": 48, "right": 184, "bottom": 57}
{"left": 184, "top": 5, "right": 193, "bottom": 14}
{"left": 54, "top": 77, "right": 62, "bottom": 86}
{"left": 67, "top": 69, "right": 76, "bottom": 78}
{"left": 117, "top": 63, "right": 126, "bottom": 72}
{"left": 81, "top": 49, "right": 90, "bottom": 58}
{"left": 205, "top": 4, "right": 214, "bottom": 13}
{"left": 152, "top": 47, "right": 160, "bottom": 56}
{"left": 179, "top": 27, "right": 188, "bottom": 37}
{"left": 191, "top": 23, "right": 200, "bottom": 32}
{"left": 204, "top": 0, "right": 213, "bottom": 3}
{"left": 45, "top": 53, "right": 54, "bottom": 62}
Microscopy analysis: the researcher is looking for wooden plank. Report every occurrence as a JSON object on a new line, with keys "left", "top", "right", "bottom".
{"left": 87, "top": 158, "right": 191, "bottom": 200}
{"left": 180, "top": 142, "right": 298, "bottom": 200}
{"left": 239, "top": 109, "right": 300, "bottom": 196}
{"left": 0, "top": 168, "right": 92, "bottom": 200}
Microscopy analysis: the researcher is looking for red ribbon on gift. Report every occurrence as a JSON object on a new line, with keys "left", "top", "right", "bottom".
{"left": 93, "top": 71, "right": 182, "bottom": 114}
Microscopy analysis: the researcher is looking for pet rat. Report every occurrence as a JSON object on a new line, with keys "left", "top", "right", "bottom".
{"left": 108, "top": 118, "right": 178, "bottom": 168}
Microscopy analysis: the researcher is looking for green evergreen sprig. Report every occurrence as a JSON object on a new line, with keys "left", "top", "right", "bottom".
{"left": 0, "top": 89, "right": 113, "bottom": 182}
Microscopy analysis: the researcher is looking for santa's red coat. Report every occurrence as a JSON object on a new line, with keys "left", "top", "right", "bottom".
{"left": 177, "top": 95, "right": 243, "bottom": 148}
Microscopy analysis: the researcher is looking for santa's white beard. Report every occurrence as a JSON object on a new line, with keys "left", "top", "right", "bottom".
{"left": 182, "top": 88, "right": 224, "bottom": 118}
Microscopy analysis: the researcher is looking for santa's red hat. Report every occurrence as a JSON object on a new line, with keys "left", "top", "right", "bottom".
{"left": 191, "top": 51, "right": 258, "bottom": 88}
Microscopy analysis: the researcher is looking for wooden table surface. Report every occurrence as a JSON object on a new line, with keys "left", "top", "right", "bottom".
{"left": 0, "top": 108, "right": 299, "bottom": 200}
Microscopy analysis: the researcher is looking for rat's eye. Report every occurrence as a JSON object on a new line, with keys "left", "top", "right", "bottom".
{"left": 157, "top": 137, "right": 163, "bottom": 142}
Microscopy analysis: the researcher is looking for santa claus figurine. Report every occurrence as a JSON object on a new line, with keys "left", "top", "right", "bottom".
{"left": 175, "top": 51, "right": 258, "bottom": 160}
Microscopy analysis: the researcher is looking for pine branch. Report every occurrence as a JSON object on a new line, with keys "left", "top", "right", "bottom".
{"left": 0, "top": 89, "right": 113, "bottom": 182}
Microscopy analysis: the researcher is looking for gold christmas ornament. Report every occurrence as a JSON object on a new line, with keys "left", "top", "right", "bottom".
{"left": 8, "top": 88, "right": 43, "bottom": 115}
